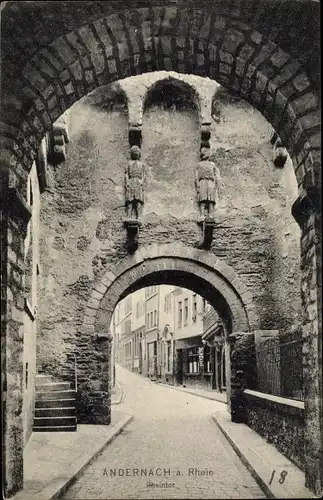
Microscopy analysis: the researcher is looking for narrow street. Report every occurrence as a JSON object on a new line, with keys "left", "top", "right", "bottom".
{"left": 61, "top": 366, "right": 266, "bottom": 499}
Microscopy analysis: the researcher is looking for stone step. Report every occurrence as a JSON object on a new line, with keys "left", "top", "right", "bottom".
{"left": 36, "top": 389, "right": 76, "bottom": 401}
{"left": 33, "top": 425, "right": 77, "bottom": 432}
{"left": 35, "top": 382, "right": 71, "bottom": 391}
{"left": 35, "top": 375, "right": 55, "bottom": 385}
{"left": 35, "top": 407, "right": 76, "bottom": 418}
{"left": 35, "top": 398, "right": 76, "bottom": 408}
{"left": 34, "top": 416, "right": 77, "bottom": 427}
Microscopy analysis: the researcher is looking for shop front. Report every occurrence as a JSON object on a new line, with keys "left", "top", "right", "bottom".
{"left": 202, "top": 324, "right": 226, "bottom": 393}
{"left": 172, "top": 324, "right": 227, "bottom": 393}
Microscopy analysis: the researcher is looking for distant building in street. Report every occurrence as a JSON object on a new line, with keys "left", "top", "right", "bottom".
{"left": 113, "top": 285, "right": 227, "bottom": 395}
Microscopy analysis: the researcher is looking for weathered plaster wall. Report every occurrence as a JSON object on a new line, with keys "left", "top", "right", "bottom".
{"left": 23, "top": 162, "right": 40, "bottom": 447}
{"left": 209, "top": 89, "right": 301, "bottom": 330}
{"left": 37, "top": 73, "right": 301, "bottom": 381}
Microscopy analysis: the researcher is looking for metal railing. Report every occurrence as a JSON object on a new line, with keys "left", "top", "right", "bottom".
{"left": 255, "top": 330, "right": 304, "bottom": 401}
{"left": 74, "top": 355, "right": 77, "bottom": 393}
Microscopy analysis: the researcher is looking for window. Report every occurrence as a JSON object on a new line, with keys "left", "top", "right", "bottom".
{"left": 204, "top": 345, "right": 211, "bottom": 373}
{"left": 187, "top": 347, "right": 199, "bottom": 374}
{"left": 136, "top": 301, "right": 144, "bottom": 318}
{"left": 221, "top": 348, "right": 226, "bottom": 388}
{"left": 178, "top": 301, "right": 183, "bottom": 329}
{"left": 164, "top": 294, "right": 172, "bottom": 313}
{"left": 202, "top": 298, "right": 207, "bottom": 312}
{"left": 125, "top": 319, "right": 131, "bottom": 334}
{"left": 125, "top": 296, "right": 132, "bottom": 314}
{"left": 167, "top": 341, "right": 172, "bottom": 372}
{"left": 25, "top": 362, "right": 29, "bottom": 389}
{"left": 192, "top": 294, "right": 197, "bottom": 323}
{"left": 146, "top": 310, "right": 157, "bottom": 330}
{"left": 126, "top": 341, "right": 132, "bottom": 358}
{"left": 145, "top": 286, "right": 157, "bottom": 298}
{"left": 134, "top": 334, "right": 140, "bottom": 357}
{"left": 184, "top": 298, "right": 189, "bottom": 326}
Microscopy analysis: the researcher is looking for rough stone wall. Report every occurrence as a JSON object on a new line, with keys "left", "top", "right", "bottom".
{"left": 245, "top": 392, "right": 305, "bottom": 470}
{"left": 209, "top": 89, "right": 301, "bottom": 331}
{"left": 297, "top": 206, "right": 322, "bottom": 493}
{"left": 37, "top": 93, "right": 129, "bottom": 376}
{"left": 37, "top": 73, "right": 301, "bottom": 382}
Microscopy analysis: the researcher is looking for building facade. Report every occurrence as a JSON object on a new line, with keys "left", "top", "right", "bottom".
{"left": 159, "top": 288, "right": 220, "bottom": 392}
{"left": 201, "top": 308, "right": 227, "bottom": 393}
{"left": 115, "top": 286, "right": 226, "bottom": 395}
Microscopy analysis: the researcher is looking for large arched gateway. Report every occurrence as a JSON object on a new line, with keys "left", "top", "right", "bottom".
{"left": 1, "top": 1, "right": 321, "bottom": 497}
{"left": 76, "top": 244, "right": 256, "bottom": 423}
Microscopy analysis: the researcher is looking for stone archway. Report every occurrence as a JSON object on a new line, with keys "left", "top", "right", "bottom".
{"left": 1, "top": 2, "right": 321, "bottom": 496}
{"left": 84, "top": 243, "right": 258, "bottom": 333}
{"left": 76, "top": 243, "right": 256, "bottom": 425}
{"left": 1, "top": 5, "right": 320, "bottom": 190}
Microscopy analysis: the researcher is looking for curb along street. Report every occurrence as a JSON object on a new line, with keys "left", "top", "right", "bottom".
{"left": 49, "top": 414, "right": 134, "bottom": 500}
{"left": 211, "top": 413, "right": 316, "bottom": 499}
{"left": 37, "top": 414, "right": 133, "bottom": 500}
{"left": 154, "top": 381, "right": 227, "bottom": 404}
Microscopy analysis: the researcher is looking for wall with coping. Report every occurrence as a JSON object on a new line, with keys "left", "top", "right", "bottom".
{"left": 245, "top": 390, "right": 305, "bottom": 470}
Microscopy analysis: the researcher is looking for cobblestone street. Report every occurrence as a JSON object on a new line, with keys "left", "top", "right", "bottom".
{"left": 61, "top": 366, "right": 266, "bottom": 499}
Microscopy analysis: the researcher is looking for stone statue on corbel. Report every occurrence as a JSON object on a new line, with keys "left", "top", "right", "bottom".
{"left": 124, "top": 145, "right": 145, "bottom": 253}
{"left": 195, "top": 148, "right": 220, "bottom": 249}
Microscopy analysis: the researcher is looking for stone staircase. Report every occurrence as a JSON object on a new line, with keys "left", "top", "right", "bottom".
{"left": 33, "top": 374, "right": 77, "bottom": 432}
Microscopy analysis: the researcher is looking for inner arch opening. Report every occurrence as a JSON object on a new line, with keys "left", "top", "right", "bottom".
{"left": 143, "top": 78, "right": 200, "bottom": 112}
{"left": 112, "top": 281, "right": 229, "bottom": 394}
{"left": 117, "top": 270, "right": 233, "bottom": 334}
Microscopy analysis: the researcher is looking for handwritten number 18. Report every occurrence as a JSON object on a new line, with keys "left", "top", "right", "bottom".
{"left": 269, "top": 470, "right": 288, "bottom": 485}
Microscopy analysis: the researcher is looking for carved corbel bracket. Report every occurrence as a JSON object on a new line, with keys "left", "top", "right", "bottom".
{"left": 200, "top": 122, "right": 211, "bottom": 151}
{"left": 292, "top": 188, "right": 321, "bottom": 226}
{"left": 128, "top": 124, "right": 142, "bottom": 149}
{"left": 48, "top": 115, "right": 69, "bottom": 166}
{"left": 35, "top": 137, "right": 49, "bottom": 192}
{"left": 96, "top": 332, "right": 113, "bottom": 342}
{"left": 124, "top": 218, "right": 142, "bottom": 253}
{"left": 198, "top": 216, "right": 215, "bottom": 249}
{"left": 271, "top": 131, "right": 287, "bottom": 168}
